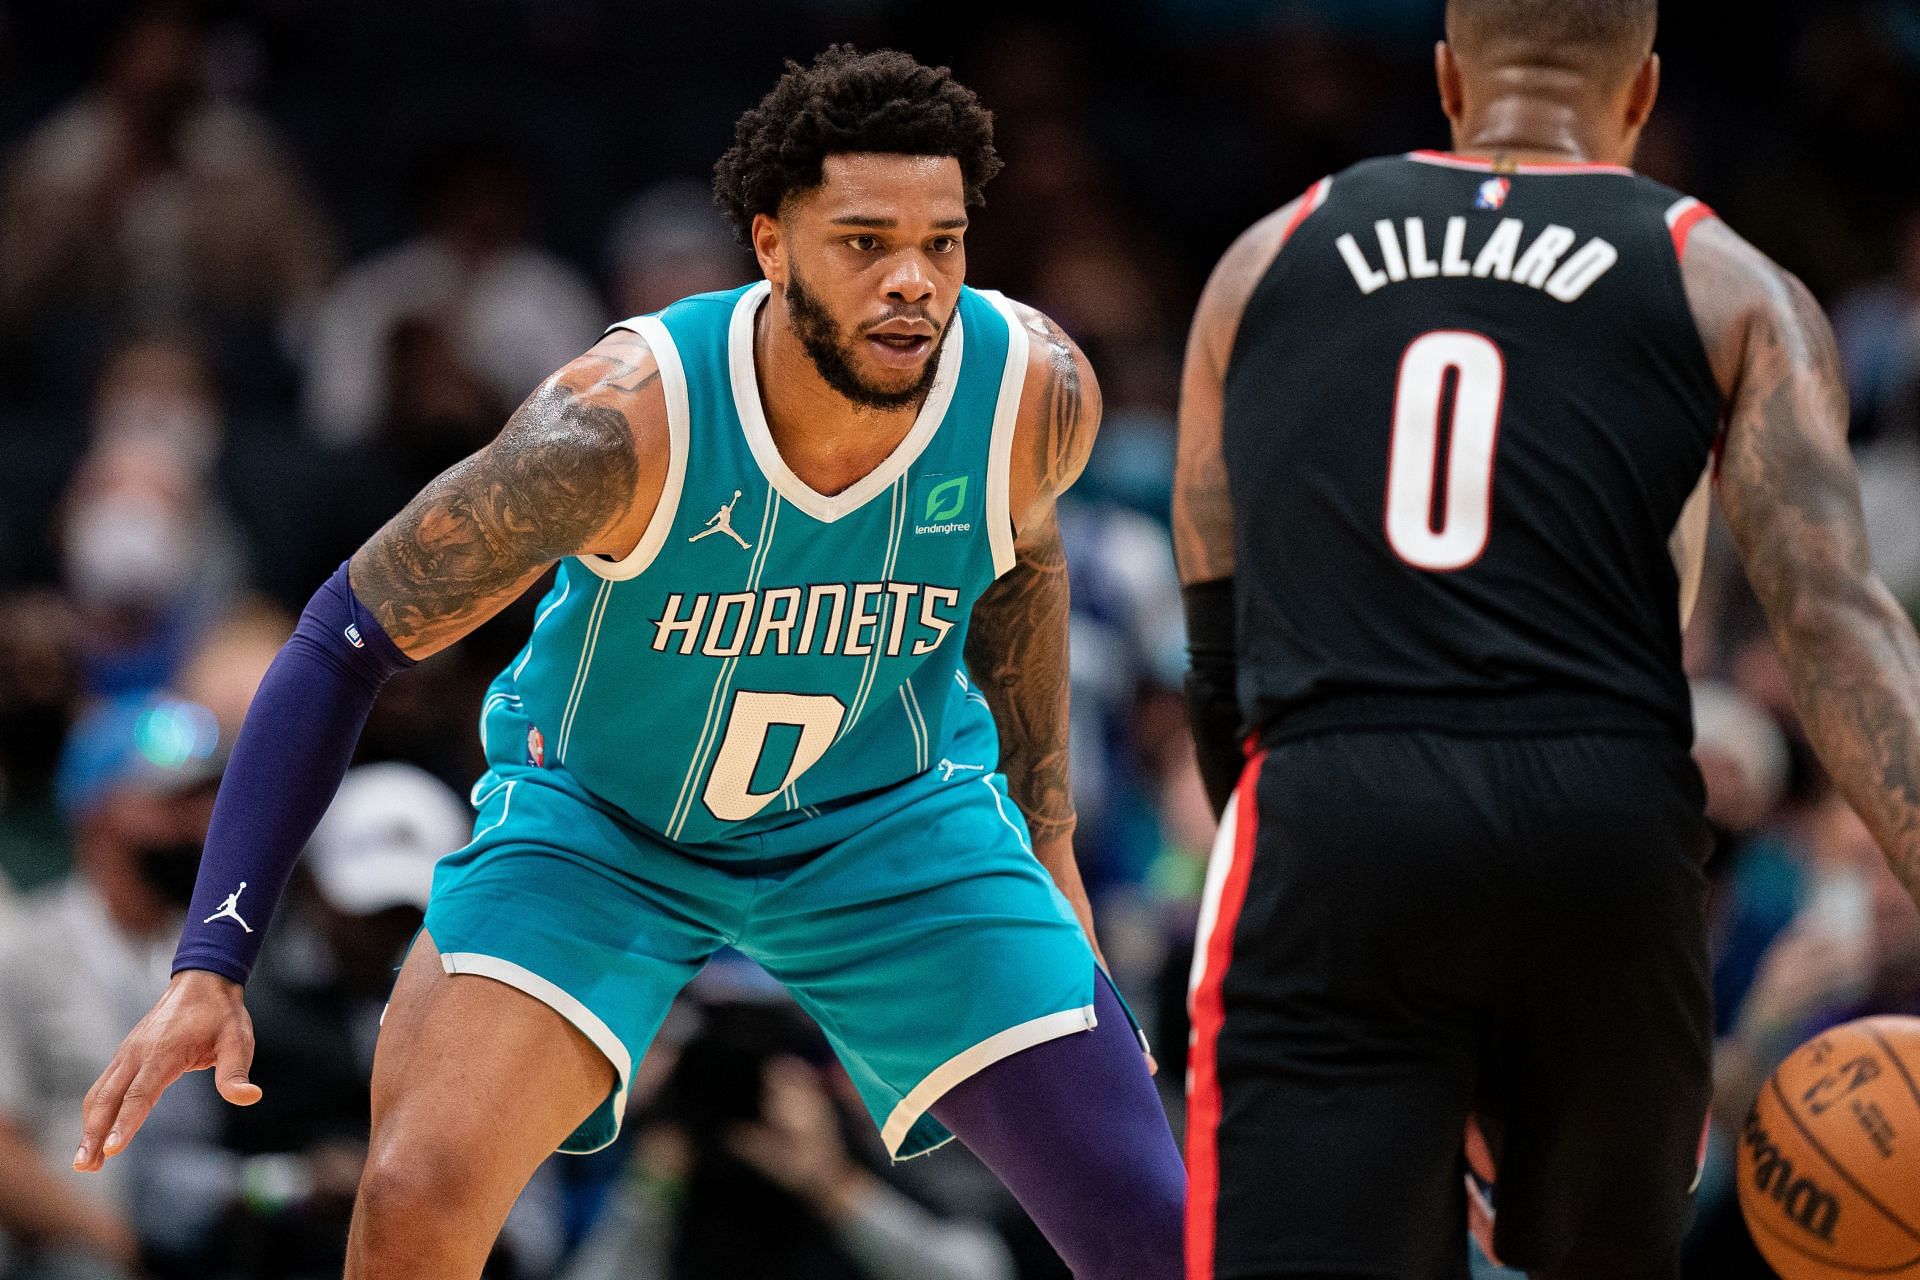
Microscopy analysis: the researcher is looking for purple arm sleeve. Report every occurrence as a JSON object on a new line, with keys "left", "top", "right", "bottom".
{"left": 172, "top": 561, "right": 415, "bottom": 984}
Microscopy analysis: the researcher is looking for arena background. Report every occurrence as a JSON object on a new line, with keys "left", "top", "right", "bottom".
{"left": 2, "top": 1, "right": 1919, "bottom": 1276}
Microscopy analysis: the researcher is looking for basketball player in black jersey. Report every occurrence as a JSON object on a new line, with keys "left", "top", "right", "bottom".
{"left": 1176, "top": 2, "right": 1920, "bottom": 1277}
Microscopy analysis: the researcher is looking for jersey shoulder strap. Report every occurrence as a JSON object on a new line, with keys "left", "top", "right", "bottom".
{"left": 582, "top": 286, "right": 752, "bottom": 582}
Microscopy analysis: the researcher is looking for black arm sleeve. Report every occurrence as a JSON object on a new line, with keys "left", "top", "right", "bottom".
{"left": 1183, "top": 578, "right": 1245, "bottom": 819}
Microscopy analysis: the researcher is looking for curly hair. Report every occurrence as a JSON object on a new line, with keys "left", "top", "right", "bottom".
{"left": 713, "top": 45, "right": 1002, "bottom": 243}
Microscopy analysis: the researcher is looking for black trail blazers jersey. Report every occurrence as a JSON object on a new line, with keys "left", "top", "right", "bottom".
{"left": 1224, "top": 152, "right": 1724, "bottom": 746}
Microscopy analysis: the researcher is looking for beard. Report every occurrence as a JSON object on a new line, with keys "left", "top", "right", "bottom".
{"left": 785, "top": 269, "right": 947, "bottom": 412}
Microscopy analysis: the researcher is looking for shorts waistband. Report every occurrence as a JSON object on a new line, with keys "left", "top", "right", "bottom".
{"left": 1256, "top": 690, "right": 1682, "bottom": 746}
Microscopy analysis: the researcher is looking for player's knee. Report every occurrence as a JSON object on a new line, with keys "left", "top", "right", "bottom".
{"left": 1136, "top": 1179, "right": 1188, "bottom": 1279}
{"left": 1080, "top": 1163, "right": 1184, "bottom": 1280}
{"left": 354, "top": 1134, "right": 478, "bottom": 1240}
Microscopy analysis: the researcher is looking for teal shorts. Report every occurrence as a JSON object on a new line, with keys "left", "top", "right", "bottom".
{"left": 422, "top": 761, "right": 1103, "bottom": 1158}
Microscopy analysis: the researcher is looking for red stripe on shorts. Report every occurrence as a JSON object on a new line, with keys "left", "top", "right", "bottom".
{"left": 1186, "top": 751, "right": 1267, "bottom": 1280}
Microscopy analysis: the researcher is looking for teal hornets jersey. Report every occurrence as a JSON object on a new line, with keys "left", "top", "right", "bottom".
{"left": 481, "top": 281, "right": 1032, "bottom": 850}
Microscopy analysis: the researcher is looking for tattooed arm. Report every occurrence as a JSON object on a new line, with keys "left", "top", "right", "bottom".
{"left": 965, "top": 303, "right": 1103, "bottom": 950}
{"left": 74, "top": 334, "right": 667, "bottom": 1173}
{"left": 1174, "top": 198, "right": 1306, "bottom": 814}
{"left": 352, "top": 329, "right": 667, "bottom": 657}
{"left": 1174, "top": 197, "right": 1303, "bottom": 585}
{"left": 1688, "top": 218, "right": 1920, "bottom": 900}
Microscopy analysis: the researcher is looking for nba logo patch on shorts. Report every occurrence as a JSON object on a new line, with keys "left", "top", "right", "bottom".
{"left": 527, "top": 726, "right": 546, "bottom": 768}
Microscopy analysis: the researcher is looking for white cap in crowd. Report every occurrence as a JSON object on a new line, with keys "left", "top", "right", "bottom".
{"left": 1691, "top": 680, "right": 1791, "bottom": 819}
{"left": 306, "top": 763, "right": 472, "bottom": 916}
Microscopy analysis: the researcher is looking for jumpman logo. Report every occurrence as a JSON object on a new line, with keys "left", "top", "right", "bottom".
{"left": 203, "top": 883, "right": 254, "bottom": 933}
{"left": 689, "top": 490, "right": 751, "bottom": 549}
{"left": 938, "top": 758, "right": 986, "bottom": 782}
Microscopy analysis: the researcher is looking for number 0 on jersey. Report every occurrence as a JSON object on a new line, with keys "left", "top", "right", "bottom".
{"left": 1385, "top": 330, "right": 1507, "bottom": 572}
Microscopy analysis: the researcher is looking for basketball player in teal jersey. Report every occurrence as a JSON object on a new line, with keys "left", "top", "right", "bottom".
{"left": 76, "top": 48, "right": 1186, "bottom": 1278}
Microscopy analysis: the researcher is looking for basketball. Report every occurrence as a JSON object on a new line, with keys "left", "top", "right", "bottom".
{"left": 1739, "top": 1016, "right": 1920, "bottom": 1277}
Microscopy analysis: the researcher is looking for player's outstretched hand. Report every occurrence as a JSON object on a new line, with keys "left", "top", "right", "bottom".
{"left": 74, "top": 969, "right": 262, "bottom": 1172}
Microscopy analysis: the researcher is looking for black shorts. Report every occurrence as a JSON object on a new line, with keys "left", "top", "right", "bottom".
{"left": 1186, "top": 728, "right": 1714, "bottom": 1280}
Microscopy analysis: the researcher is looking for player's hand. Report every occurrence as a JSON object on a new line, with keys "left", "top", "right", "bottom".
{"left": 1736, "top": 923, "right": 1872, "bottom": 1048}
{"left": 75, "top": 969, "right": 261, "bottom": 1172}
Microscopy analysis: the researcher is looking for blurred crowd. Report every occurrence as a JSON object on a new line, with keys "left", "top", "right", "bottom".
{"left": 1, "top": 1, "right": 1919, "bottom": 1276}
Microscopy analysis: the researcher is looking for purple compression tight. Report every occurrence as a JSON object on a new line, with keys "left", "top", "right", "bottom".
{"left": 931, "top": 969, "right": 1186, "bottom": 1279}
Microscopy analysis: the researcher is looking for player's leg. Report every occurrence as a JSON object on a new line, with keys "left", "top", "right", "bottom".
{"left": 1192, "top": 737, "right": 1496, "bottom": 1280}
{"left": 928, "top": 966, "right": 1185, "bottom": 1280}
{"left": 345, "top": 767, "right": 727, "bottom": 1278}
{"left": 345, "top": 930, "right": 611, "bottom": 1279}
{"left": 1474, "top": 736, "right": 1714, "bottom": 1280}
{"left": 744, "top": 767, "right": 1183, "bottom": 1279}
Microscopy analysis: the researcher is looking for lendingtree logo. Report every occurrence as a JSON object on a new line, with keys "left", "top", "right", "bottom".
{"left": 926, "top": 475, "right": 970, "bottom": 521}
{"left": 913, "top": 473, "right": 976, "bottom": 535}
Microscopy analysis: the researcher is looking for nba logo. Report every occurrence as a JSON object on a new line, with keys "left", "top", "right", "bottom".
{"left": 526, "top": 726, "right": 546, "bottom": 768}
{"left": 343, "top": 623, "right": 364, "bottom": 649}
{"left": 1475, "top": 178, "right": 1511, "bottom": 211}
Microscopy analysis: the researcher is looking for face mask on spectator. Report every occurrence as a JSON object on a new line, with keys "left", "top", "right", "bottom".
{"left": 64, "top": 492, "right": 195, "bottom": 609}
{"left": 134, "top": 838, "right": 204, "bottom": 909}
{"left": 95, "top": 392, "right": 221, "bottom": 473}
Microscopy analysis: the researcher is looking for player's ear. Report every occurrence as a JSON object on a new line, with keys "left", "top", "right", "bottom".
{"left": 751, "top": 212, "right": 787, "bottom": 287}
{"left": 1625, "top": 53, "right": 1660, "bottom": 130}
{"left": 1435, "top": 42, "right": 1465, "bottom": 126}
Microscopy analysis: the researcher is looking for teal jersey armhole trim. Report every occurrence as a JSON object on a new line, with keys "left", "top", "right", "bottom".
{"left": 575, "top": 312, "right": 691, "bottom": 581}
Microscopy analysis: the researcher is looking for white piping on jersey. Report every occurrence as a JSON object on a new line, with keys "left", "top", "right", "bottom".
{"left": 907, "top": 682, "right": 929, "bottom": 772}
{"left": 840, "top": 475, "right": 910, "bottom": 739}
{"left": 839, "top": 477, "right": 901, "bottom": 735}
{"left": 668, "top": 492, "right": 778, "bottom": 836}
{"left": 954, "top": 669, "right": 990, "bottom": 710}
{"left": 511, "top": 575, "right": 574, "bottom": 681}
{"left": 899, "top": 682, "right": 929, "bottom": 774}
{"left": 556, "top": 579, "right": 614, "bottom": 763}
{"left": 1664, "top": 196, "right": 1705, "bottom": 229}
{"left": 460, "top": 780, "right": 516, "bottom": 848}
{"left": 579, "top": 315, "right": 691, "bottom": 581}
{"left": 667, "top": 492, "right": 781, "bottom": 838}
{"left": 729, "top": 281, "right": 964, "bottom": 524}
{"left": 977, "top": 290, "right": 1031, "bottom": 579}
{"left": 980, "top": 776, "right": 1032, "bottom": 855}
{"left": 468, "top": 774, "right": 512, "bottom": 810}
{"left": 478, "top": 690, "right": 522, "bottom": 757}
{"left": 868, "top": 477, "right": 908, "bottom": 720}
{"left": 780, "top": 784, "right": 821, "bottom": 819}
